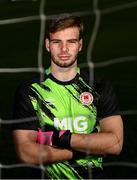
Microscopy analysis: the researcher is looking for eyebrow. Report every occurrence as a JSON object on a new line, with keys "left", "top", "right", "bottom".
{"left": 49, "top": 38, "right": 79, "bottom": 41}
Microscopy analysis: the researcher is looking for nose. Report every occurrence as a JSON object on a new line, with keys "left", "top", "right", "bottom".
{"left": 60, "top": 42, "right": 68, "bottom": 52}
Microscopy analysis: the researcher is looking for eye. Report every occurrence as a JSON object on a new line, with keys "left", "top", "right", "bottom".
{"left": 50, "top": 40, "right": 60, "bottom": 44}
{"left": 68, "top": 39, "right": 78, "bottom": 43}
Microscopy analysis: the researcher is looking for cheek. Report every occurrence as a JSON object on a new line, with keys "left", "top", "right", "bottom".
{"left": 50, "top": 43, "right": 60, "bottom": 50}
{"left": 73, "top": 46, "right": 81, "bottom": 53}
{"left": 49, "top": 45, "right": 57, "bottom": 52}
{"left": 50, "top": 47, "right": 59, "bottom": 56}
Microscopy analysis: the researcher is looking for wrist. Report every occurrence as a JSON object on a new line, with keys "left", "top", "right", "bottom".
{"left": 37, "top": 128, "right": 72, "bottom": 149}
{"left": 53, "top": 130, "right": 72, "bottom": 148}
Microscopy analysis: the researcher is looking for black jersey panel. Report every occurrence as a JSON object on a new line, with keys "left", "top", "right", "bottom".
{"left": 95, "top": 78, "right": 120, "bottom": 119}
{"left": 12, "top": 79, "right": 39, "bottom": 130}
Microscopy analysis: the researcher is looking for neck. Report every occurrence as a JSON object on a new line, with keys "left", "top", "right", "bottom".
{"left": 51, "top": 62, "right": 77, "bottom": 82}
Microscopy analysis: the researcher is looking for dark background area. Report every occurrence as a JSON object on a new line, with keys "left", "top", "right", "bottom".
{"left": 0, "top": 0, "right": 137, "bottom": 179}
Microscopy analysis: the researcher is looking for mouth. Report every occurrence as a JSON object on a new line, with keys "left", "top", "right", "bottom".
{"left": 58, "top": 55, "right": 71, "bottom": 60}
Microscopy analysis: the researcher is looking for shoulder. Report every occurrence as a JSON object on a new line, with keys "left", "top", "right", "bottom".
{"left": 94, "top": 76, "right": 113, "bottom": 94}
{"left": 17, "top": 77, "right": 40, "bottom": 90}
{"left": 15, "top": 74, "right": 48, "bottom": 95}
{"left": 79, "top": 67, "right": 111, "bottom": 91}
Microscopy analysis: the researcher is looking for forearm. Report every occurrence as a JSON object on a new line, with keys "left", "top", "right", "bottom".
{"left": 71, "top": 132, "right": 122, "bottom": 155}
{"left": 18, "top": 142, "right": 73, "bottom": 164}
{"left": 43, "top": 145, "right": 73, "bottom": 163}
{"left": 36, "top": 116, "right": 123, "bottom": 156}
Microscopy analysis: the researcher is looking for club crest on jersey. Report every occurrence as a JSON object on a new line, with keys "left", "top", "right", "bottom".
{"left": 80, "top": 92, "right": 93, "bottom": 106}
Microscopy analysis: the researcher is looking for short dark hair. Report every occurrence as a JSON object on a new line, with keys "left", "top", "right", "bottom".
{"left": 46, "top": 14, "right": 84, "bottom": 39}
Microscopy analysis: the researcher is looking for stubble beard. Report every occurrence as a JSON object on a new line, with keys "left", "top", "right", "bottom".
{"left": 51, "top": 55, "right": 77, "bottom": 68}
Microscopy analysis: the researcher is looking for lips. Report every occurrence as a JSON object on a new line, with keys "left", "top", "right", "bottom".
{"left": 58, "top": 55, "right": 71, "bottom": 60}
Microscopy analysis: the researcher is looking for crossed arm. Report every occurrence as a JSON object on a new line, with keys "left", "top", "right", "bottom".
{"left": 13, "top": 115, "right": 123, "bottom": 164}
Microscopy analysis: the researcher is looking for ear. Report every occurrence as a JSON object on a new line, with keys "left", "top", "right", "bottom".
{"left": 45, "top": 38, "right": 50, "bottom": 52}
{"left": 78, "top": 38, "right": 83, "bottom": 52}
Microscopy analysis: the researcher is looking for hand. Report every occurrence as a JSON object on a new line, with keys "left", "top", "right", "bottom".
{"left": 37, "top": 128, "right": 72, "bottom": 148}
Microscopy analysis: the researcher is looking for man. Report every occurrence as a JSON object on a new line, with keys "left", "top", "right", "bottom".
{"left": 13, "top": 14, "right": 123, "bottom": 179}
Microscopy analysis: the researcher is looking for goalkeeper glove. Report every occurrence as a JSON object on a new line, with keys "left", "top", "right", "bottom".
{"left": 37, "top": 128, "right": 72, "bottom": 149}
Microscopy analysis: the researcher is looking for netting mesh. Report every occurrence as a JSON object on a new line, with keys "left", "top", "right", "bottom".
{"left": 0, "top": 0, "right": 137, "bottom": 178}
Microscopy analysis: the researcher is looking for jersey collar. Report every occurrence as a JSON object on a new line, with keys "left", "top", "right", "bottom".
{"left": 45, "top": 67, "right": 80, "bottom": 85}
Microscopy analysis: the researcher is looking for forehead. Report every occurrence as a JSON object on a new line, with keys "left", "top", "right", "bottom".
{"left": 49, "top": 27, "right": 80, "bottom": 40}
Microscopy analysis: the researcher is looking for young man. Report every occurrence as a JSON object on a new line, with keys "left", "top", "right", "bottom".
{"left": 13, "top": 14, "right": 123, "bottom": 179}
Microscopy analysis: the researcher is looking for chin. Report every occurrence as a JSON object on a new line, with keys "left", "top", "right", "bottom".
{"left": 54, "top": 60, "right": 76, "bottom": 68}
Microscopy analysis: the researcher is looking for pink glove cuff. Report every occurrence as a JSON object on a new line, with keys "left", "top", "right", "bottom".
{"left": 37, "top": 128, "right": 53, "bottom": 145}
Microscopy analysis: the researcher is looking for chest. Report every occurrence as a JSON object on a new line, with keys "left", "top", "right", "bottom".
{"left": 31, "top": 79, "right": 97, "bottom": 133}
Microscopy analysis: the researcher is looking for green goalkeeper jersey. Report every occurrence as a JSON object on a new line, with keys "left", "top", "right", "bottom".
{"left": 13, "top": 67, "right": 120, "bottom": 179}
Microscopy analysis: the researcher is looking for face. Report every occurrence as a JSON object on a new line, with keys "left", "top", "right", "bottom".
{"left": 45, "top": 27, "right": 83, "bottom": 68}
